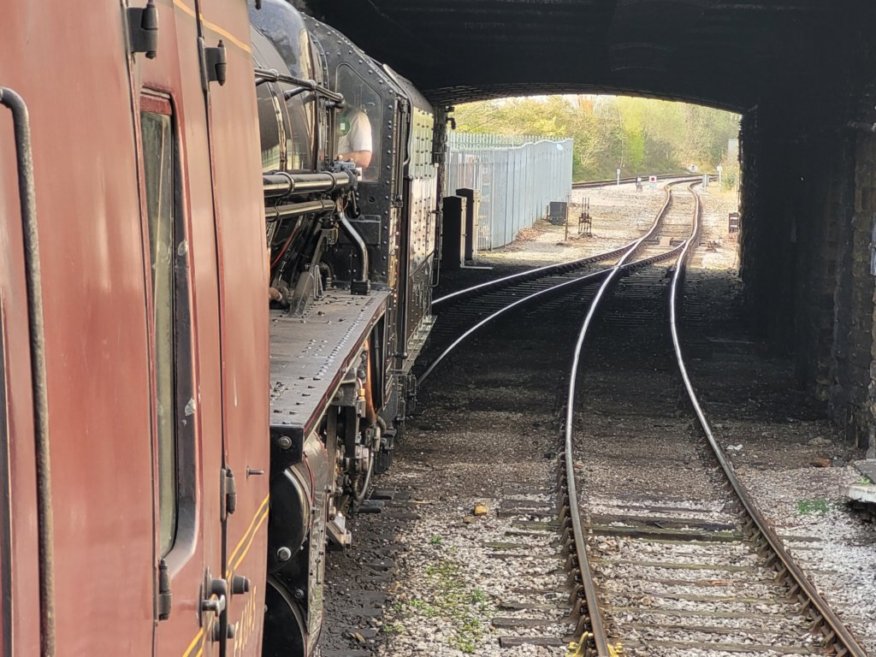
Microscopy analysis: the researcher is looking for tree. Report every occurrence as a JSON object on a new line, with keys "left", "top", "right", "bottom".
{"left": 451, "top": 95, "right": 741, "bottom": 181}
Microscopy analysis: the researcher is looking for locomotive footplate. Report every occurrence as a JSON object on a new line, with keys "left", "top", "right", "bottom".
{"left": 269, "top": 289, "right": 390, "bottom": 444}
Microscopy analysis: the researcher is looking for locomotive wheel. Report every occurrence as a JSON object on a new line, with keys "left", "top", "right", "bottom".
{"left": 262, "top": 577, "right": 307, "bottom": 657}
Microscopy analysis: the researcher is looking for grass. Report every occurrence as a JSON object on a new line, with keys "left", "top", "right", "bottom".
{"left": 407, "top": 598, "right": 440, "bottom": 617}
{"left": 383, "top": 621, "right": 405, "bottom": 636}
{"left": 797, "top": 498, "right": 830, "bottom": 514}
{"left": 388, "top": 558, "right": 492, "bottom": 654}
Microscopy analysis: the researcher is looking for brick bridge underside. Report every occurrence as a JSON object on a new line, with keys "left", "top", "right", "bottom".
{"left": 304, "top": 0, "right": 876, "bottom": 451}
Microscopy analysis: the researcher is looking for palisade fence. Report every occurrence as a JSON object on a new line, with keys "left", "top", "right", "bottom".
{"left": 444, "top": 132, "right": 574, "bottom": 251}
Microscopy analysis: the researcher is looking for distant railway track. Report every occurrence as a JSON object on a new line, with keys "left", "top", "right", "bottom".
{"left": 431, "top": 177, "right": 700, "bottom": 310}
{"left": 421, "top": 179, "right": 697, "bottom": 385}
{"left": 571, "top": 173, "right": 692, "bottom": 190}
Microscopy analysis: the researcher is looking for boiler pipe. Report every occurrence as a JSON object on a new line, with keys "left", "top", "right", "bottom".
{"left": 265, "top": 199, "right": 336, "bottom": 223}
{"left": 338, "top": 209, "right": 370, "bottom": 294}
{"left": 263, "top": 170, "right": 357, "bottom": 199}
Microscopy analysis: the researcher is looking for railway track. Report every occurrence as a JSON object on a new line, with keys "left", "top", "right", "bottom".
{"left": 421, "top": 180, "right": 698, "bottom": 386}
{"left": 572, "top": 173, "right": 692, "bottom": 190}
{"left": 560, "top": 185, "right": 868, "bottom": 656}
{"left": 393, "top": 182, "right": 697, "bottom": 652}
{"left": 319, "top": 181, "right": 693, "bottom": 656}
{"left": 322, "top": 181, "right": 866, "bottom": 656}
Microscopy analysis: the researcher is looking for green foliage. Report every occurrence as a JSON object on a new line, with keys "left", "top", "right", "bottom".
{"left": 394, "top": 558, "right": 493, "bottom": 654}
{"left": 383, "top": 621, "right": 405, "bottom": 636}
{"left": 797, "top": 498, "right": 830, "bottom": 514}
{"left": 720, "top": 148, "right": 740, "bottom": 190}
{"left": 451, "top": 95, "right": 741, "bottom": 182}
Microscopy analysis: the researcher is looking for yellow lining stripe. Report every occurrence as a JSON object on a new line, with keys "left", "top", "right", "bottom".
{"left": 182, "top": 628, "right": 204, "bottom": 657}
{"left": 201, "top": 15, "right": 251, "bottom": 54}
{"left": 180, "top": 495, "right": 270, "bottom": 656}
{"left": 226, "top": 495, "right": 270, "bottom": 569}
{"left": 172, "top": 0, "right": 252, "bottom": 53}
{"left": 226, "top": 497, "right": 270, "bottom": 579}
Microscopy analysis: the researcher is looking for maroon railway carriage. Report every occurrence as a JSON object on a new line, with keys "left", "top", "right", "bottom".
{"left": 1, "top": 0, "right": 441, "bottom": 655}
{"left": 1, "top": 1, "right": 269, "bottom": 655}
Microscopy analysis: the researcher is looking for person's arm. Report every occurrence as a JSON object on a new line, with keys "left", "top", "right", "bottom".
{"left": 338, "top": 150, "right": 372, "bottom": 168}
{"left": 338, "top": 112, "right": 373, "bottom": 167}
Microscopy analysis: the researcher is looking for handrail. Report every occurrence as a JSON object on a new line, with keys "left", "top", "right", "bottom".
{"left": 253, "top": 67, "right": 344, "bottom": 104}
{"left": 0, "top": 86, "right": 55, "bottom": 657}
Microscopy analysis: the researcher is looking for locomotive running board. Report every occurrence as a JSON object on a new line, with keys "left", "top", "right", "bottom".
{"left": 269, "top": 289, "right": 389, "bottom": 458}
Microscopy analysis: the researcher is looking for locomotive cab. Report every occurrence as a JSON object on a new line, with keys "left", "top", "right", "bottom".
{"left": 305, "top": 17, "right": 440, "bottom": 451}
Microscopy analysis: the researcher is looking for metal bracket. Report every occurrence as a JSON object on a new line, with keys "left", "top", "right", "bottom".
{"left": 127, "top": 1, "right": 159, "bottom": 59}
{"left": 200, "top": 38, "right": 227, "bottom": 88}
{"left": 157, "top": 558, "right": 172, "bottom": 620}
{"left": 271, "top": 431, "right": 304, "bottom": 471}
{"left": 220, "top": 468, "right": 237, "bottom": 521}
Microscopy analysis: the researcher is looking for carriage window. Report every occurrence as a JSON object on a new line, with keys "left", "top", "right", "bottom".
{"left": 336, "top": 65, "right": 381, "bottom": 181}
{"left": 140, "top": 103, "right": 183, "bottom": 557}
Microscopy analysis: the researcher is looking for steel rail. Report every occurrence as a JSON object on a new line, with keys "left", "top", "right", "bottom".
{"left": 432, "top": 243, "right": 631, "bottom": 308}
{"left": 422, "top": 181, "right": 698, "bottom": 654}
{"left": 562, "top": 180, "right": 699, "bottom": 656}
{"left": 668, "top": 188, "right": 869, "bottom": 656}
{"left": 433, "top": 176, "right": 699, "bottom": 308}
{"left": 420, "top": 244, "right": 686, "bottom": 386}
{"left": 571, "top": 172, "right": 690, "bottom": 189}
{"left": 420, "top": 181, "right": 695, "bottom": 385}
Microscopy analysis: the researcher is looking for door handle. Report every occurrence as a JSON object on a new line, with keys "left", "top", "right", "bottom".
{"left": 201, "top": 575, "right": 228, "bottom": 616}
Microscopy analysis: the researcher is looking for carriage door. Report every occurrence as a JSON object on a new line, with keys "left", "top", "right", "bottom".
{"left": 132, "top": 1, "right": 228, "bottom": 655}
{"left": 195, "top": 1, "right": 271, "bottom": 654}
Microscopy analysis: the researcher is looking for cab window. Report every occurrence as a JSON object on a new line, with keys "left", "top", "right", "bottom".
{"left": 336, "top": 64, "right": 381, "bottom": 181}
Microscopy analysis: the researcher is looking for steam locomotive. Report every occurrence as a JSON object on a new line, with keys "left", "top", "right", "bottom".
{"left": 252, "top": 2, "right": 440, "bottom": 654}
{"left": 0, "top": 0, "right": 440, "bottom": 655}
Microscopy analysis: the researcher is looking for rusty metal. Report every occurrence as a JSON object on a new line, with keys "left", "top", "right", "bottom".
{"left": 578, "top": 199, "right": 592, "bottom": 238}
